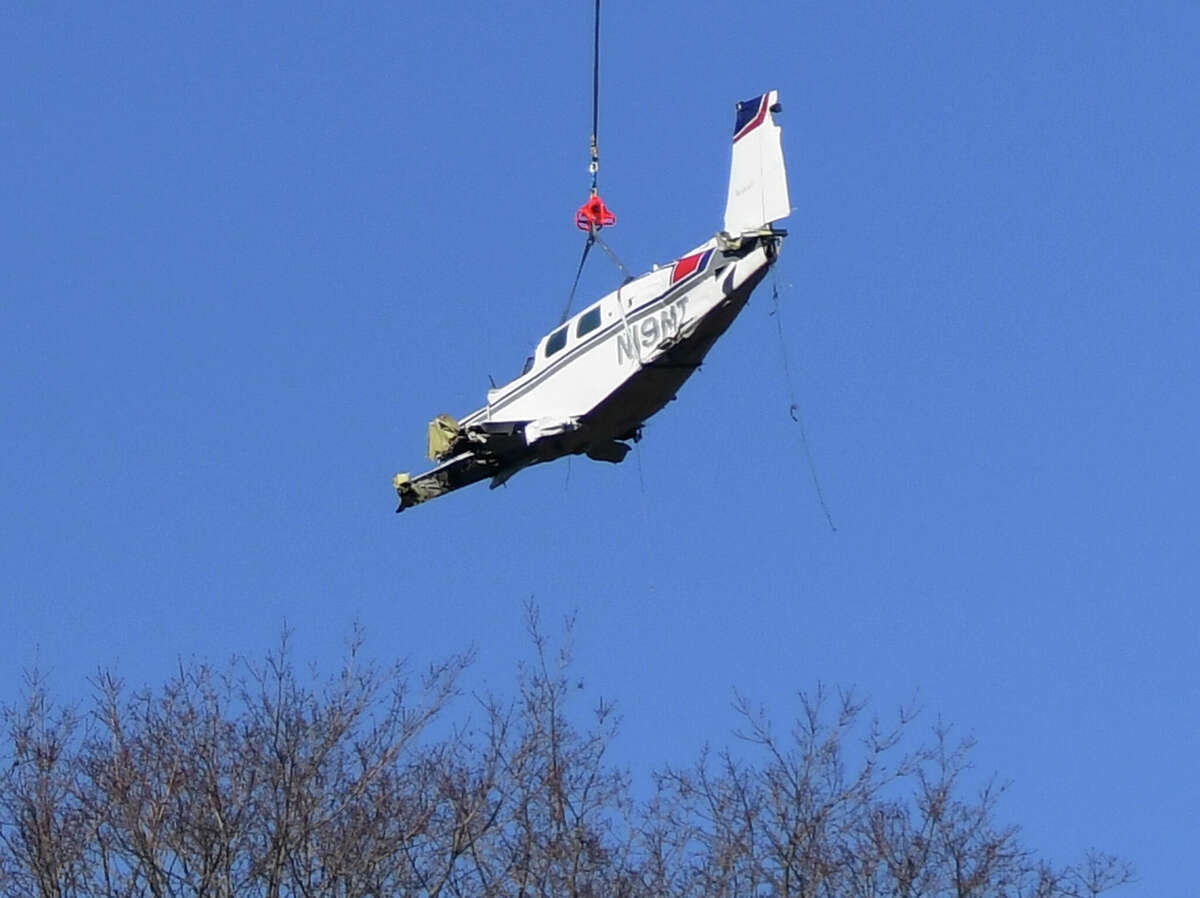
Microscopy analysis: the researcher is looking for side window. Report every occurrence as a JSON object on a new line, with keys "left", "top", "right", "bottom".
{"left": 545, "top": 326, "right": 568, "bottom": 358}
{"left": 576, "top": 307, "right": 602, "bottom": 338}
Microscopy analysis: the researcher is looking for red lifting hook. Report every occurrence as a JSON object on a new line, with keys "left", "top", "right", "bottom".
{"left": 575, "top": 192, "right": 616, "bottom": 231}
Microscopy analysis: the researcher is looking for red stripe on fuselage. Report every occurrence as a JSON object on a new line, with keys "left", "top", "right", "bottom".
{"left": 671, "top": 251, "right": 704, "bottom": 284}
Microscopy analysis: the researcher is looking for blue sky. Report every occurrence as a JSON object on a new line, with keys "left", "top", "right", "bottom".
{"left": 3, "top": 2, "right": 1196, "bottom": 893}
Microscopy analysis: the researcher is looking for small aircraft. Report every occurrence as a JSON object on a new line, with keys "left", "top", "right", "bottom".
{"left": 393, "top": 90, "right": 791, "bottom": 512}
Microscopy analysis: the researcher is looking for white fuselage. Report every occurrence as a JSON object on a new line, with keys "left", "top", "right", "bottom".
{"left": 393, "top": 90, "right": 790, "bottom": 511}
{"left": 460, "top": 237, "right": 774, "bottom": 441}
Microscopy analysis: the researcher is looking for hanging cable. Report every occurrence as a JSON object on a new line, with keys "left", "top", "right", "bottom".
{"left": 573, "top": 0, "right": 615, "bottom": 234}
{"left": 562, "top": 0, "right": 626, "bottom": 322}
{"left": 590, "top": 0, "right": 600, "bottom": 189}
{"left": 770, "top": 278, "right": 837, "bottom": 533}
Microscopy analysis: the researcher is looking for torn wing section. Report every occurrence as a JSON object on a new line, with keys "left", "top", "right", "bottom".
{"left": 393, "top": 412, "right": 614, "bottom": 511}
{"left": 723, "top": 90, "right": 790, "bottom": 235}
{"left": 396, "top": 413, "right": 576, "bottom": 511}
{"left": 393, "top": 454, "right": 482, "bottom": 512}
{"left": 395, "top": 415, "right": 527, "bottom": 512}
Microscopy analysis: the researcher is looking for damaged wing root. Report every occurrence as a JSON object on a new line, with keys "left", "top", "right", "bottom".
{"left": 426, "top": 413, "right": 461, "bottom": 461}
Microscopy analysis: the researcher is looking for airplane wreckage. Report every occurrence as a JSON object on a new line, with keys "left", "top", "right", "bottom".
{"left": 393, "top": 90, "right": 791, "bottom": 512}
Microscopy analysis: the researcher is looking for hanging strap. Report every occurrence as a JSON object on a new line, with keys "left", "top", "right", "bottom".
{"left": 559, "top": 224, "right": 632, "bottom": 324}
{"left": 592, "top": 227, "right": 631, "bottom": 281}
{"left": 559, "top": 231, "right": 595, "bottom": 324}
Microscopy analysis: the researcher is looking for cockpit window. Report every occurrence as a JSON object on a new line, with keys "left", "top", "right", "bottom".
{"left": 576, "top": 307, "right": 601, "bottom": 338}
{"left": 521, "top": 355, "right": 534, "bottom": 375}
{"left": 545, "top": 326, "right": 568, "bottom": 358}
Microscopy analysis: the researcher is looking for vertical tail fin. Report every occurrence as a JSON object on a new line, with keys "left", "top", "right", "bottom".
{"left": 723, "top": 90, "right": 790, "bottom": 235}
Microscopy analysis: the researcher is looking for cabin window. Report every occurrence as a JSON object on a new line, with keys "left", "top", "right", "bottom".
{"left": 545, "top": 326, "right": 568, "bottom": 358}
{"left": 576, "top": 307, "right": 602, "bottom": 339}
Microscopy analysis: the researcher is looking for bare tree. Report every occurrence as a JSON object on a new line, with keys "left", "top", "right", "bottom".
{"left": 70, "top": 628, "right": 471, "bottom": 898}
{"left": 466, "top": 605, "right": 634, "bottom": 898}
{"left": 0, "top": 670, "right": 93, "bottom": 898}
{"left": 0, "top": 621, "right": 1132, "bottom": 898}
{"left": 648, "top": 686, "right": 1133, "bottom": 898}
